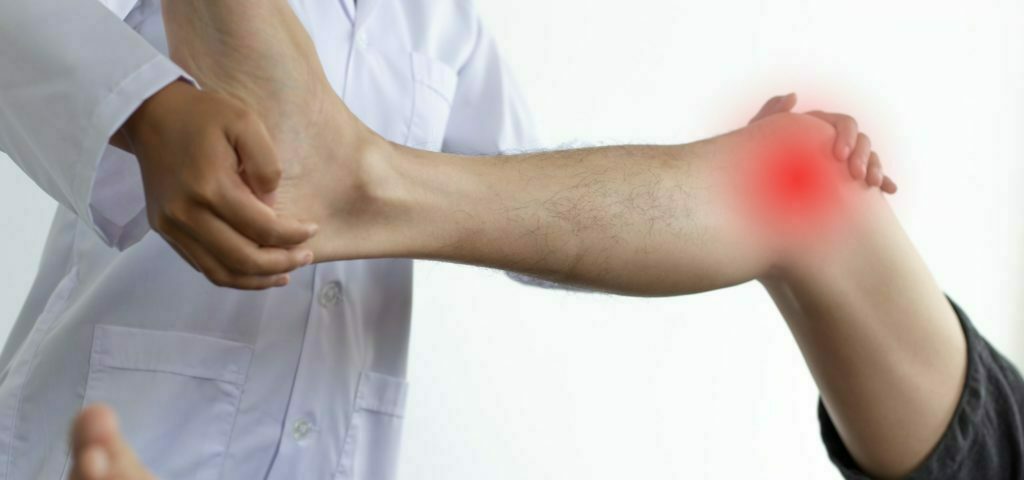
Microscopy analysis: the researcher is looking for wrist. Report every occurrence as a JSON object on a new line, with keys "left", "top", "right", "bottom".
{"left": 119, "top": 80, "right": 193, "bottom": 156}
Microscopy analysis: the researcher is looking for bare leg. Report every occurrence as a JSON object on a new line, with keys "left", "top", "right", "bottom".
{"left": 69, "top": 405, "right": 154, "bottom": 480}
{"left": 162, "top": 3, "right": 968, "bottom": 475}
{"left": 763, "top": 187, "right": 967, "bottom": 478}
{"left": 161, "top": 0, "right": 799, "bottom": 293}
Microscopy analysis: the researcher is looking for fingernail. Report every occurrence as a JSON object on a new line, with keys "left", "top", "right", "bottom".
{"left": 276, "top": 274, "right": 290, "bottom": 286}
{"left": 308, "top": 224, "right": 320, "bottom": 235}
{"left": 82, "top": 448, "right": 110, "bottom": 478}
{"left": 838, "top": 145, "right": 850, "bottom": 160}
{"left": 300, "top": 251, "right": 314, "bottom": 266}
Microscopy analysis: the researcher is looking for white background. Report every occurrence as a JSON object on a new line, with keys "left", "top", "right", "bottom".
{"left": 1, "top": 0, "right": 1022, "bottom": 479}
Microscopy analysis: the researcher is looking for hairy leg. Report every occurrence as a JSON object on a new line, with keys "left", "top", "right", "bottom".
{"left": 763, "top": 185, "right": 967, "bottom": 478}
{"left": 162, "top": 8, "right": 967, "bottom": 471}
{"left": 159, "top": 4, "right": 966, "bottom": 476}
{"left": 369, "top": 114, "right": 843, "bottom": 295}
{"left": 161, "top": 0, "right": 804, "bottom": 293}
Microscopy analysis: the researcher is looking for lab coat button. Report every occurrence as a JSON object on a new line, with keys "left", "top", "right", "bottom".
{"left": 292, "top": 419, "right": 315, "bottom": 441}
{"left": 319, "top": 281, "right": 343, "bottom": 307}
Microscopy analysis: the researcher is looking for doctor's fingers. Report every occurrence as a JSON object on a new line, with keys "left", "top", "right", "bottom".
{"left": 164, "top": 234, "right": 202, "bottom": 273}
{"left": 847, "top": 132, "right": 872, "bottom": 180}
{"left": 750, "top": 93, "right": 797, "bottom": 124}
{"left": 69, "top": 445, "right": 109, "bottom": 480}
{"left": 805, "top": 111, "right": 862, "bottom": 165}
{"left": 228, "top": 111, "right": 284, "bottom": 199}
{"left": 69, "top": 405, "right": 154, "bottom": 480}
{"left": 212, "top": 175, "right": 319, "bottom": 247}
{"left": 174, "top": 209, "right": 313, "bottom": 279}
{"left": 867, "top": 152, "right": 899, "bottom": 193}
{"left": 163, "top": 221, "right": 293, "bottom": 290}
{"left": 848, "top": 133, "right": 896, "bottom": 192}
{"left": 805, "top": 111, "right": 896, "bottom": 192}
{"left": 880, "top": 176, "right": 898, "bottom": 194}
{"left": 69, "top": 406, "right": 112, "bottom": 480}
{"left": 156, "top": 205, "right": 308, "bottom": 287}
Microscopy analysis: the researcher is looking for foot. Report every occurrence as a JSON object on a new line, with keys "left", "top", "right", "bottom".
{"left": 162, "top": 0, "right": 398, "bottom": 263}
{"left": 69, "top": 405, "right": 155, "bottom": 480}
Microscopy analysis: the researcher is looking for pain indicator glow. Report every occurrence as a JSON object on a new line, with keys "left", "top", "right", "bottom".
{"left": 736, "top": 132, "right": 843, "bottom": 241}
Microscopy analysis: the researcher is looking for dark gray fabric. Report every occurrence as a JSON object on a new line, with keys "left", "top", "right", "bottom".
{"left": 819, "top": 300, "right": 1024, "bottom": 479}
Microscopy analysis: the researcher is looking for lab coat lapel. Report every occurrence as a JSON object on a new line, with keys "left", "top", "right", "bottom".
{"left": 339, "top": 0, "right": 356, "bottom": 23}
{"left": 98, "top": 0, "right": 140, "bottom": 19}
{"left": 354, "top": 0, "right": 384, "bottom": 31}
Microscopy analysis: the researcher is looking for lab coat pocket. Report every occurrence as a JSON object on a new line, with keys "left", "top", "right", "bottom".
{"left": 75, "top": 325, "right": 253, "bottom": 480}
{"left": 406, "top": 52, "right": 459, "bottom": 151}
{"left": 335, "top": 372, "right": 409, "bottom": 480}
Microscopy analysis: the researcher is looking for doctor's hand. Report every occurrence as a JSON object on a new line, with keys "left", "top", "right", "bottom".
{"left": 69, "top": 405, "right": 153, "bottom": 480}
{"left": 751, "top": 93, "right": 898, "bottom": 194}
{"left": 117, "top": 81, "right": 318, "bottom": 290}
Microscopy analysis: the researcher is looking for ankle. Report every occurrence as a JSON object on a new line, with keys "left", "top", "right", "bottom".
{"left": 309, "top": 108, "right": 412, "bottom": 261}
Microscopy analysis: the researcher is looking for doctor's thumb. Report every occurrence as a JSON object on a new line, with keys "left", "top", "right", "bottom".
{"left": 230, "top": 112, "right": 284, "bottom": 205}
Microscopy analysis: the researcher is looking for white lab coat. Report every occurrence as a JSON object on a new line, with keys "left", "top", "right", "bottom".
{"left": 0, "top": 0, "right": 536, "bottom": 478}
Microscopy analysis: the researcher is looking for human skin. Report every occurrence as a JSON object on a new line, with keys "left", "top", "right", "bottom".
{"left": 159, "top": 0, "right": 891, "bottom": 295}
{"left": 70, "top": 127, "right": 969, "bottom": 479}
{"left": 69, "top": 405, "right": 153, "bottom": 480}
{"left": 112, "top": 81, "right": 319, "bottom": 289}
{"left": 134, "top": 0, "right": 971, "bottom": 477}
{"left": 328, "top": 118, "right": 966, "bottom": 477}
{"left": 74, "top": 232, "right": 967, "bottom": 480}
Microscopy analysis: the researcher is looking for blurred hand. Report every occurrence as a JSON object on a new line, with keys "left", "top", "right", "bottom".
{"left": 751, "top": 93, "right": 898, "bottom": 193}
{"left": 118, "top": 80, "right": 318, "bottom": 290}
{"left": 69, "top": 405, "right": 154, "bottom": 480}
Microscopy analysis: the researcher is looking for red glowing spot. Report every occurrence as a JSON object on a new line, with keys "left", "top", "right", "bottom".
{"left": 738, "top": 134, "right": 843, "bottom": 240}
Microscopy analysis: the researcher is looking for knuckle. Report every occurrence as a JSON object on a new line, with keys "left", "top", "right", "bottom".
{"left": 162, "top": 201, "right": 191, "bottom": 225}
{"left": 232, "top": 106, "right": 259, "bottom": 127}
{"left": 210, "top": 269, "right": 243, "bottom": 288}
{"left": 150, "top": 213, "right": 170, "bottom": 233}
{"left": 185, "top": 174, "right": 225, "bottom": 206}
{"left": 208, "top": 271, "right": 230, "bottom": 287}
{"left": 858, "top": 133, "right": 872, "bottom": 149}
{"left": 261, "top": 228, "right": 283, "bottom": 246}
{"left": 251, "top": 165, "right": 282, "bottom": 189}
{"left": 228, "top": 252, "right": 262, "bottom": 275}
{"left": 264, "top": 164, "right": 283, "bottom": 182}
{"left": 241, "top": 258, "right": 264, "bottom": 275}
{"left": 198, "top": 180, "right": 224, "bottom": 204}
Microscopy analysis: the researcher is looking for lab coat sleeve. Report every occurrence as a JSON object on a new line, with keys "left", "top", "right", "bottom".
{"left": 0, "top": 0, "right": 186, "bottom": 250}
